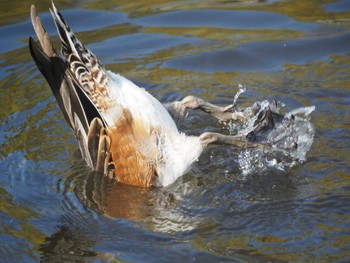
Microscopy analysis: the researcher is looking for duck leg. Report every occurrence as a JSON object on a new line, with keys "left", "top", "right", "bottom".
{"left": 165, "top": 95, "right": 246, "bottom": 123}
{"left": 199, "top": 131, "right": 297, "bottom": 153}
{"left": 199, "top": 132, "right": 271, "bottom": 149}
{"left": 165, "top": 85, "right": 247, "bottom": 123}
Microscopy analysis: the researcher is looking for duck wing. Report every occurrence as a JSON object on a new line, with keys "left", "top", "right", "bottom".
{"left": 29, "top": 4, "right": 109, "bottom": 171}
{"left": 49, "top": 2, "right": 112, "bottom": 115}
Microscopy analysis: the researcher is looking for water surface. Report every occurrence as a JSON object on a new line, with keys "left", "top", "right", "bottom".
{"left": 1, "top": 0, "right": 350, "bottom": 262}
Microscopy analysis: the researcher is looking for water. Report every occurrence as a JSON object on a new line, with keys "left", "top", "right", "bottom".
{"left": 1, "top": 0, "right": 350, "bottom": 262}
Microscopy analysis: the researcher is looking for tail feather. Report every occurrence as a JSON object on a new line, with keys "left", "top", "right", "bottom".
{"left": 30, "top": 5, "right": 57, "bottom": 58}
{"left": 49, "top": 1, "right": 109, "bottom": 112}
{"left": 50, "top": 2, "right": 83, "bottom": 61}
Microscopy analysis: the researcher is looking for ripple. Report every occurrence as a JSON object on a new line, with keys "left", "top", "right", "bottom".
{"left": 1, "top": 1, "right": 350, "bottom": 262}
{"left": 133, "top": 9, "right": 317, "bottom": 30}
{"left": 162, "top": 33, "right": 350, "bottom": 73}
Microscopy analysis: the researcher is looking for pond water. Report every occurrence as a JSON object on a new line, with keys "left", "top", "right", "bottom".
{"left": 1, "top": 0, "right": 350, "bottom": 262}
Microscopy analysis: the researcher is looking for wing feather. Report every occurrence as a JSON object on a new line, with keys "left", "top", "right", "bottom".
{"left": 29, "top": 4, "right": 109, "bottom": 171}
{"left": 50, "top": 2, "right": 110, "bottom": 112}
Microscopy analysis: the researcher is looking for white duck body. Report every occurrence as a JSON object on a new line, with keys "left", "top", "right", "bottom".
{"left": 105, "top": 71, "right": 204, "bottom": 187}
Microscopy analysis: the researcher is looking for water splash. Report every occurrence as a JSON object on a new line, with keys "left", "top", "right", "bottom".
{"left": 232, "top": 84, "right": 247, "bottom": 106}
{"left": 226, "top": 89, "right": 315, "bottom": 175}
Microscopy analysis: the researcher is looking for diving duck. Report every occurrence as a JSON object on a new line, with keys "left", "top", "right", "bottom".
{"left": 29, "top": 2, "right": 306, "bottom": 187}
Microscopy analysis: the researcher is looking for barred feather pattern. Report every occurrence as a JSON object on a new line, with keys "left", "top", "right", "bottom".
{"left": 50, "top": 2, "right": 112, "bottom": 112}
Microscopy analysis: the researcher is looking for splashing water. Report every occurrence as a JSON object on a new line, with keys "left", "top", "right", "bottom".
{"left": 226, "top": 87, "right": 315, "bottom": 176}
{"left": 232, "top": 84, "right": 247, "bottom": 106}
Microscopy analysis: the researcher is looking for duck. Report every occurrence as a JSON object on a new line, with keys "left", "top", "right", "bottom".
{"left": 29, "top": 2, "right": 298, "bottom": 188}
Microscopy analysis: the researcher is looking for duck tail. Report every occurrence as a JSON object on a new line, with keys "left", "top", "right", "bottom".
{"left": 49, "top": 1, "right": 108, "bottom": 103}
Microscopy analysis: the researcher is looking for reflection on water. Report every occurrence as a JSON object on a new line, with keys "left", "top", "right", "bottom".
{"left": 1, "top": 0, "right": 350, "bottom": 262}
{"left": 74, "top": 171, "right": 157, "bottom": 219}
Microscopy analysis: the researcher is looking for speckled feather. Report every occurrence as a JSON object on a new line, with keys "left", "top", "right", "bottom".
{"left": 50, "top": 3, "right": 110, "bottom": 112}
